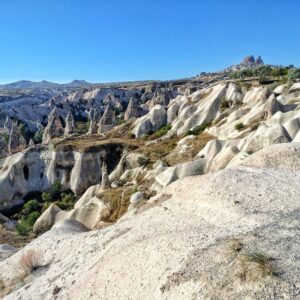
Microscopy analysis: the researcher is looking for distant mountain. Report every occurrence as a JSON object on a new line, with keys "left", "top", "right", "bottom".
{"left": 0, "top": 80, "right": 93, "bottom": 90}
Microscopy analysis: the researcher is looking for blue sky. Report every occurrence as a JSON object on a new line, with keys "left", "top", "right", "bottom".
{"left": 0, "top": 0, "right": 299, "bottom": 83}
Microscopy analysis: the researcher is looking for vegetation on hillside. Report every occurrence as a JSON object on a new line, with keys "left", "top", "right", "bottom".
{"left": 16, "top": 181, "right": 76, "bottom": 236}
{"left": 228, "top": 65, "right": 298, "bottom": 82}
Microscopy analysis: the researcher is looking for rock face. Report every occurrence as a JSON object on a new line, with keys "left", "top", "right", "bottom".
{"left": 97, "top": 106, "right": 115, "bottom": 134}
{"left": 1, "top": 143, "right": 300, "bottom": 299}
{"left": 34, "top": 196, "right": 110, "bottom": 233}
{"left": 133, "top": 105, "right": 167, "bottom": 137}
{"left": 124, "top": 98, "right": 145, "bottom": 120}
{"left": 100, "top": 161, "right": 110, "bottom": 190}
{"left": 7, "top": 123, "right": 27, "bottom": 154}
{"left": 64, "top": 112, "right": 76, "bottom": 136}
{"left": 42, "top": 108, "right": 64, "bottom": 144}
{"left": 0, "top": 143, "right": 124, "bottom": 212}
{"left": 88, "top": 108, "right": 101, "bottom": 134}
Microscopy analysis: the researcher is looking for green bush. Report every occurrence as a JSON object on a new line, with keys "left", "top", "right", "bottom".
{"left": 0, "top": 133, "right": 9, "bottom": 144}
{"left": 76, "top": 121, "right": 90, "bottom": 134}
{"left": 22, "top": 200, "right": 39, "bottom": 217}
{"left": 58, "top": 193, "right": 76, "bottom": 210}
{"left": 287, "top": 68, "right": 300, "bottom": 82}
{"left": 33, "top": 128, "right": 44, "bottom": 144}
{"left": 41, "top": 181, "right": 62, "bottom": 202}
{"left": 16, "top": 221, "right": 31, "bottom": 236}
{"left": 127, "top": 132, "right": 136, "bottom": 139}
{"left": 16, "top": 211, "right": 41, "bottom": 236}
{"left": 186, "top": 121, "right": 212, "bottom": 136}
{"left": 151, "top": 124, "right": 172, "bottom": 139}
{"left": 41, "top": 192, "right": 52, "bottom": 202}
{"left": 235, "top": 123, "right": 245, "bottom": 131}
{"left": 26, "top": 212, "right": 40, "bottom": 226}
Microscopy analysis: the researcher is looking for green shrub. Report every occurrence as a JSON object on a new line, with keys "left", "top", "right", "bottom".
{"left": 22, "top": 200, "right": 39, "bottom": 217}
{"left": 41, "top": 192, "right": 52, "bottom": 202}
{"left": 16, "top": 221, "right": 31, "bottom": 236}
{"left": 42, "top": 181, "right": 62, "bottom": 202}
{"left": 151, "top": 124, "right": 172, "bottom": 139}
{"left": 26, "top": 212, "right": 40, "bottom": 226}
{"left": 127, "top": 132, "right": 136, "bottom": 139}
{"left": 235, "top": 123, "right": 245, "bottom": 131}
{"left": 16, "top": 212, "right": 41, "bottom": 236}
{"left": 33, "top": 128, "right": 44, "bottom": 144}
{"left": 186, "top": 121, "right": 212, "bottom": 136}
{"left": 0, "top": 133, "right": 9, "bottom": 144}
{"left": 58, "top": 193, "right": 76, "bottom": 210}
{"left": 52, "top": 181, "right": 62, "bottom": 196}
{"left": 287, "top": 68, "right": 300, "bottom": 82}
{"left": 76, "top": 121, "right": 90, "bottom": 134}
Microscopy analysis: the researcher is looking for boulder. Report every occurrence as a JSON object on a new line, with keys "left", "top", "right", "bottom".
{"left": 33, "top": 204, "right": 62, "bottom": 234}
{"left": 52, "top": 219, "right": 90, "bottom": 233}
{"left": 128, "top": 191, "right": 145, "bottom": 209}
{"left": 55, "top": 196, "right": 110, "bottom": 229}
{"left": 0, "top": 213, "right": 16, "bottom": 231}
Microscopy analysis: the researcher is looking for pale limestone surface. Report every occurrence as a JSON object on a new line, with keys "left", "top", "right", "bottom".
{"left": 1, "top": 144, "right": 300, "bottom": 299}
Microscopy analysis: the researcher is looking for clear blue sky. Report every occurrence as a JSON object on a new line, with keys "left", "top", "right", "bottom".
{"left": 0, "top": 0, "right": 299, "bottom": 83}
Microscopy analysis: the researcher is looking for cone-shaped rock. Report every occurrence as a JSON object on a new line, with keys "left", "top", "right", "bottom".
{"left": 101, "top": 161, "right": 111, "bottom": 190}
{"left": 42, "top": 108, "right": 64, "bottom": 144}
{"left": 124, "top": 98, "right": 143, "bottom": 121}
{"left": 97, "top": 106, "right": 115, "bottom": 134}
{"left": 8, "top": 123, "right": 27, "bottom": 154}
{"left": 64, "top": 112, "right": 76, "bottom": 136}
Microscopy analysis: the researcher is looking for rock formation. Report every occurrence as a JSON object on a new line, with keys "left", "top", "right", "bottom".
{"left": 124, "top": 98, "right": 145, "bottom": 120}
{"left": 1, "top": 143, "right": 300, "bottom": 299}
{"left": 64, "top": 111, "right": 76, "bottom": 136}
{"left": 42, "top": 108, "right": 64, "bottom": 144}
{"left": 100, "top": 161, "right": 110, "bottom": 190}
{"left": 7, "top": 123, "right": 27, "bottom": 154}
{"left": 97, "top": 105, "right": 115, "bottom": 134}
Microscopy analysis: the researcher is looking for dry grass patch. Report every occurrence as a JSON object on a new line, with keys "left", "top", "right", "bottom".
{"left": 137, "top": 136, "right": 181, "bottom": 165}
{"left": 97, "top": 186, "right": 136, "bottom": 223}
{"left": 17, "top": 249, "right": 44, "bottom": 279}
{"left": 166, "top": 132, "right": 214, "bottom": 165}
{"left": 237, "top": 252, "right": 277, "bottom": 282}
{"left": 0, "top": 226, "right": 32, "bottom": 248}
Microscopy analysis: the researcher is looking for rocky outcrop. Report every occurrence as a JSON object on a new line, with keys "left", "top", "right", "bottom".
{"left": 100, "top": 161, "right": 110, "bottom": 190}
{"left": 64, "top": 112, "right": 76, "bottom": 136}
{"left": 7, "top": 123, "right": 26, "bottom": 154}
{"left": 124, "top": 98, "right": 146, "bottom": 121}
{"left": 1, "top": 143, "right": 300, "bottom": 299}
{"left": 97, "top": 106, "right": 115, "bottom": 134}
{"left": 88, "top": 108, "right": 101, "bottom": 134}
{"left": 133, "top": 105, "right": 167, "bottom": 138}
{"left": 42, "top": 108, "right": 64, "bottom": 144}
{"left": 0, "top": 143, "right": 124, "bottom": 212}
{"left": 34, "top": 196, "right": 110, "bottom": 233}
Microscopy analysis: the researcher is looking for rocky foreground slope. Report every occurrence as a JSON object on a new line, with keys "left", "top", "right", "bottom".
{"left": 0, "top": 143, "right": 300, "bottom": 299}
